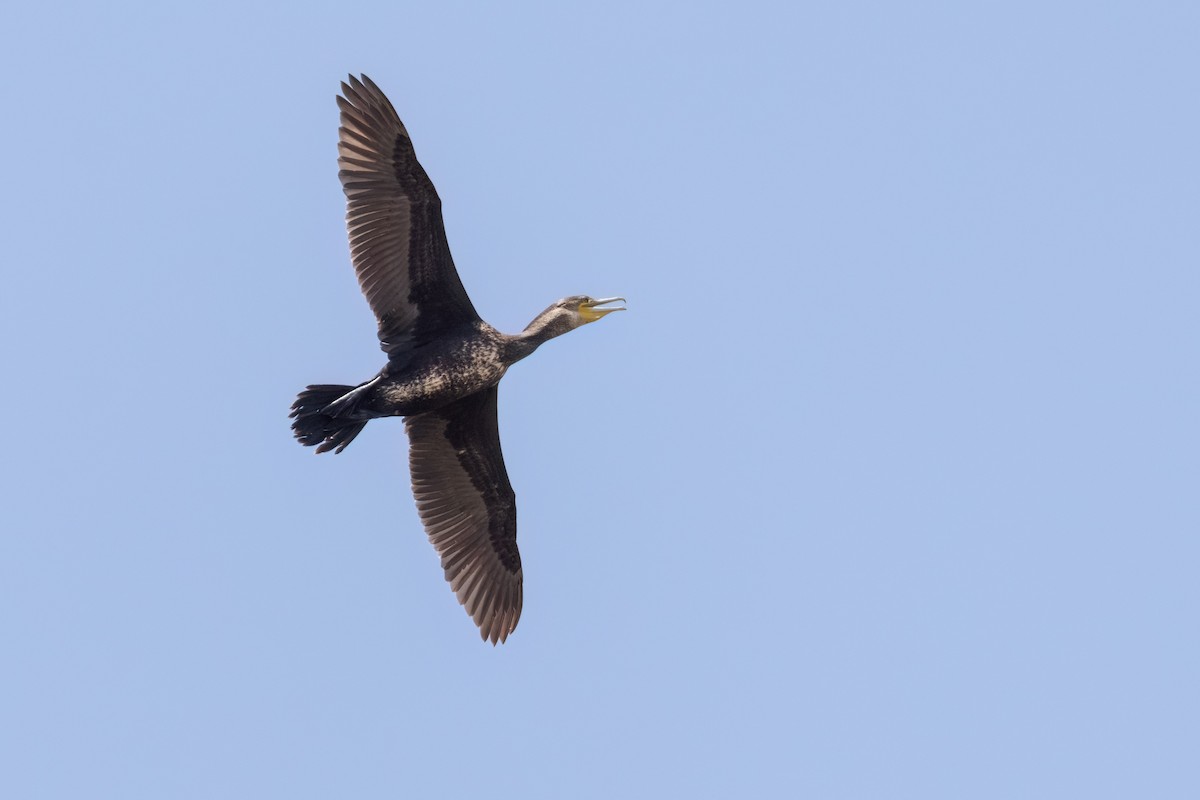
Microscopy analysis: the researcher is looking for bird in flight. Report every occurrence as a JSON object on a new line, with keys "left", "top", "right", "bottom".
{"left": 291, "top": 75, "right": 624, "bottom": 644}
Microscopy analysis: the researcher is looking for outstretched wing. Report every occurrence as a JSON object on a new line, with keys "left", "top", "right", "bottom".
{"left": 405, "top": 386, "right": 523, "bottom": 644}
{"left": 337, "top": 74, "right": 480, "bottom": 359}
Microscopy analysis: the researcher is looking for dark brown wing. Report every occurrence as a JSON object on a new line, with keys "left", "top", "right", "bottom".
{"left": 337, "top": 74, "right": 480, "bottom": 359}
{"left": 405, "top": 386, "right": 522, "bottom": 644}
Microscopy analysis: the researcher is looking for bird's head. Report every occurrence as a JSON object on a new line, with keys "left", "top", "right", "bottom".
{"left": 521, "top": 295, "right": 626, "bottom": 346}
{"left": 566, "top": 295, "right": 627, "bottom": 325}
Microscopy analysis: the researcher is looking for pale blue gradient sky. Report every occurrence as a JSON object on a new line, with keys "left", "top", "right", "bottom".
{"left": 2, "top": 2, "right": 1198, "bottom": 798}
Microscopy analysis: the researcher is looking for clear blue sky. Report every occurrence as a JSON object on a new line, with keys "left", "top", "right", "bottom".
{"left": 2, "top": 2, "right": 1197, "bottom": 797}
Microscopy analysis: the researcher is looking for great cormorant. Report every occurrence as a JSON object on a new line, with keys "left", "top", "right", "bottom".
{"left": 290, "top": 75, "right": 624, "bottom": 644}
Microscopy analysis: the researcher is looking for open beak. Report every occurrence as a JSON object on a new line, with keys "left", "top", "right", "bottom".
{"left": 580, "top": 297, "right": 627, "bottom": 323}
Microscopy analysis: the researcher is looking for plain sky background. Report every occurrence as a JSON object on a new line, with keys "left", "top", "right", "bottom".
{"left": 2, "top": 2, "right": 1197, "bottom": 797}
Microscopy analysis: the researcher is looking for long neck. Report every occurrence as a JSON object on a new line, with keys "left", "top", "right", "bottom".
{"left": 506, "top": 306, "right": 577, "bottom": 362}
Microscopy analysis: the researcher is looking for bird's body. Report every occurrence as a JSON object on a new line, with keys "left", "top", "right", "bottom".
{"left": 337, "top": 323, "right": 512, "bottom": 419}
{"left": 291, "top": 75, "right": 623, "bottom": 644}
{"left": 377, "top": 328, "right": 510, "bottom": 415}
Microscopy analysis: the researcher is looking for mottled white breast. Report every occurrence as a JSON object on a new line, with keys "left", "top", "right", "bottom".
{"left": 381, "top": 334, "right": 508, "bottom": 413}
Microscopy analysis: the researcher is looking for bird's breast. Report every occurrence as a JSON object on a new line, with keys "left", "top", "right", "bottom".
{"left": 374, "top": 337, "right": 508, "bottom": 416}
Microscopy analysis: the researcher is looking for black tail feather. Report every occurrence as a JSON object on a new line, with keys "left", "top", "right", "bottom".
{"left": 290, "top": 384, "right": 368, "bottom": 454}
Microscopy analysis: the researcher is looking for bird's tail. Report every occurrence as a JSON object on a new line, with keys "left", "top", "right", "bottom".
{"left": 290, "top": 384, "right": 368, "bottom": 454}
